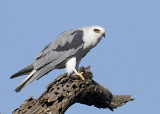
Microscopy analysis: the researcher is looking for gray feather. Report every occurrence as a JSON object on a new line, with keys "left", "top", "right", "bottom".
{"left": 30, "top": 30, "right": 84, "bottom": 82}
{"left": 15, "top": 65, "right": 56, "bottom": 92}
{"left": 10, "top": 63, "right": 34, "bottom": 79}
{"left": 12, "top": 29, "right": 85, "bottom": 92}
{"left": 14, "top": 70, "right": 36, "bottom": 92}
{"left": 53, "top": 30, "right": 84, "bottom": 51}
{"left": 34, "top": 30, "right": 84, "bottom": 70}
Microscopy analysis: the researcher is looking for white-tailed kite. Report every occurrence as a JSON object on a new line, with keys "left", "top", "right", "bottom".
{"left": 10, "top": 26, "right": 106, "bottom": 92}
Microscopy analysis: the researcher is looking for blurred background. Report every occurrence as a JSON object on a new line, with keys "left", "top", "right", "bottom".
{"left": 0, "top": 0, "right": 160, "bottom": 114}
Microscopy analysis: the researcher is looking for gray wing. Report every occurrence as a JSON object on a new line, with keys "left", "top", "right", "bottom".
{"left": 14, "top": 29, "right": 84, "bottom": 92}
{"left": 33, "top": 29, "right": 84, "bottom": 78}
{"left": 10, "top": 63, "right": 34, "bottom": 79}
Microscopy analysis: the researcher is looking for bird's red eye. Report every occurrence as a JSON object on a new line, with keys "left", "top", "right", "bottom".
{"left": 94, "top": 29, "right": 100, "bottom": 33}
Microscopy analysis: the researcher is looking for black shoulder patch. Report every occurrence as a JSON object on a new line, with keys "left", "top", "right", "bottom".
{"left": 53, "top": 30, "right": 84, "bottom": 52}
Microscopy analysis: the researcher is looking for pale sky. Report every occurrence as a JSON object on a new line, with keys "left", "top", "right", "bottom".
{"left": 0, "top": 0, "right": 160, "bottom": 114}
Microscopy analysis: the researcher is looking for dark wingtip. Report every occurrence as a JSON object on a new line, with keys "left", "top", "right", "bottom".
{"left": 10, "top": 75, "right": 15, "bottom": 79}
{"left": 14, "top": 89, "right": 20, "bottom": 92}
{"left": 14, "top": 85, "right": 22, "bottom": 92}
{"left": 10, "top": 73, "right": 20, "bottom": 79}
{"left": 10, "top": 63, "right": 34, "bottom": 79}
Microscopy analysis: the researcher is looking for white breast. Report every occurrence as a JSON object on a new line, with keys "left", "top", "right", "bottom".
{"left": 83, "top": 33, "right": 102, "bottom": 49}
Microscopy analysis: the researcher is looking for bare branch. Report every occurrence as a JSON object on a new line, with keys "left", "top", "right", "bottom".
{"left": 13, "top": 67, "right": 134, "bottom": 114}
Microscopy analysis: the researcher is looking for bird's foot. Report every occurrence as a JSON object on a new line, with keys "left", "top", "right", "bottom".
{"left": 73, "top": 69, "right": 85, "bottom": 80}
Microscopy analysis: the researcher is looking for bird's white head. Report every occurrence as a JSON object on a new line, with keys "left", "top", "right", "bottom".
{"left": 81, "top": 25, "right": 106, "bottom": 49}
{"left": 90, "top": 25, "right": 105, "bottom": 38}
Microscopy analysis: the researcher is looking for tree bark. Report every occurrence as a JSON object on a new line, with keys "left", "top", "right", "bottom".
{"left": 13, "top": 67, "right": 134, "bottom": 114}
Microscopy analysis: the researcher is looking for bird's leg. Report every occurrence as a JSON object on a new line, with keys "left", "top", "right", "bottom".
{"left": 73, "top": 69, "right": 85, "bottom": 80}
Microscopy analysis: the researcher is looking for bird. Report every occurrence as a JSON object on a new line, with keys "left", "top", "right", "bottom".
{"left": 10, "top": 25, "right": 106, "bottom": 92}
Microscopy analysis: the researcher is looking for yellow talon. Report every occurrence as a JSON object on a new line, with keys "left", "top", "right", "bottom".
{"left": 80, "top": 72, "right": 83, "bottom": 75}
{"left": 73, "top": 69, "right": 85, "bottom": 80}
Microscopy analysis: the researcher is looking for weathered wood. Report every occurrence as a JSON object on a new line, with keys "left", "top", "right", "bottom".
{"left": 13, "top": 67, "right": 134, "bottom": 114}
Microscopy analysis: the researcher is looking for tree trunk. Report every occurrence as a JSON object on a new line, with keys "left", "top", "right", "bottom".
{"left": 12, "top": 67, "right": 134, "bottom": 114}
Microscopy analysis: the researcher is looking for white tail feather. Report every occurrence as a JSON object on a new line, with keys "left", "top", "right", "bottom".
{"left": 14, "top": 70, "right": 36, "bottom": 92}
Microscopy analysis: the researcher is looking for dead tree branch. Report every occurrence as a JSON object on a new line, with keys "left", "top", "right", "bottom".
{"left": 13, "top": 67, "right": 134, "bottom": 114}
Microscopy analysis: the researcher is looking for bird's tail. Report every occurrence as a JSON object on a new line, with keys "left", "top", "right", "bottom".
{"left": 14, "top": 69, "right": 37, "bottom": 92}
{"left": 11, "top": 63, "right": 55, "bottom": 92}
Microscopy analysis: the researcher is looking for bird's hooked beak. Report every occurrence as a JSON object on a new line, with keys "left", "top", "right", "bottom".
{"left": 102, "top": 33, "right": 105, "bottom": 38}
